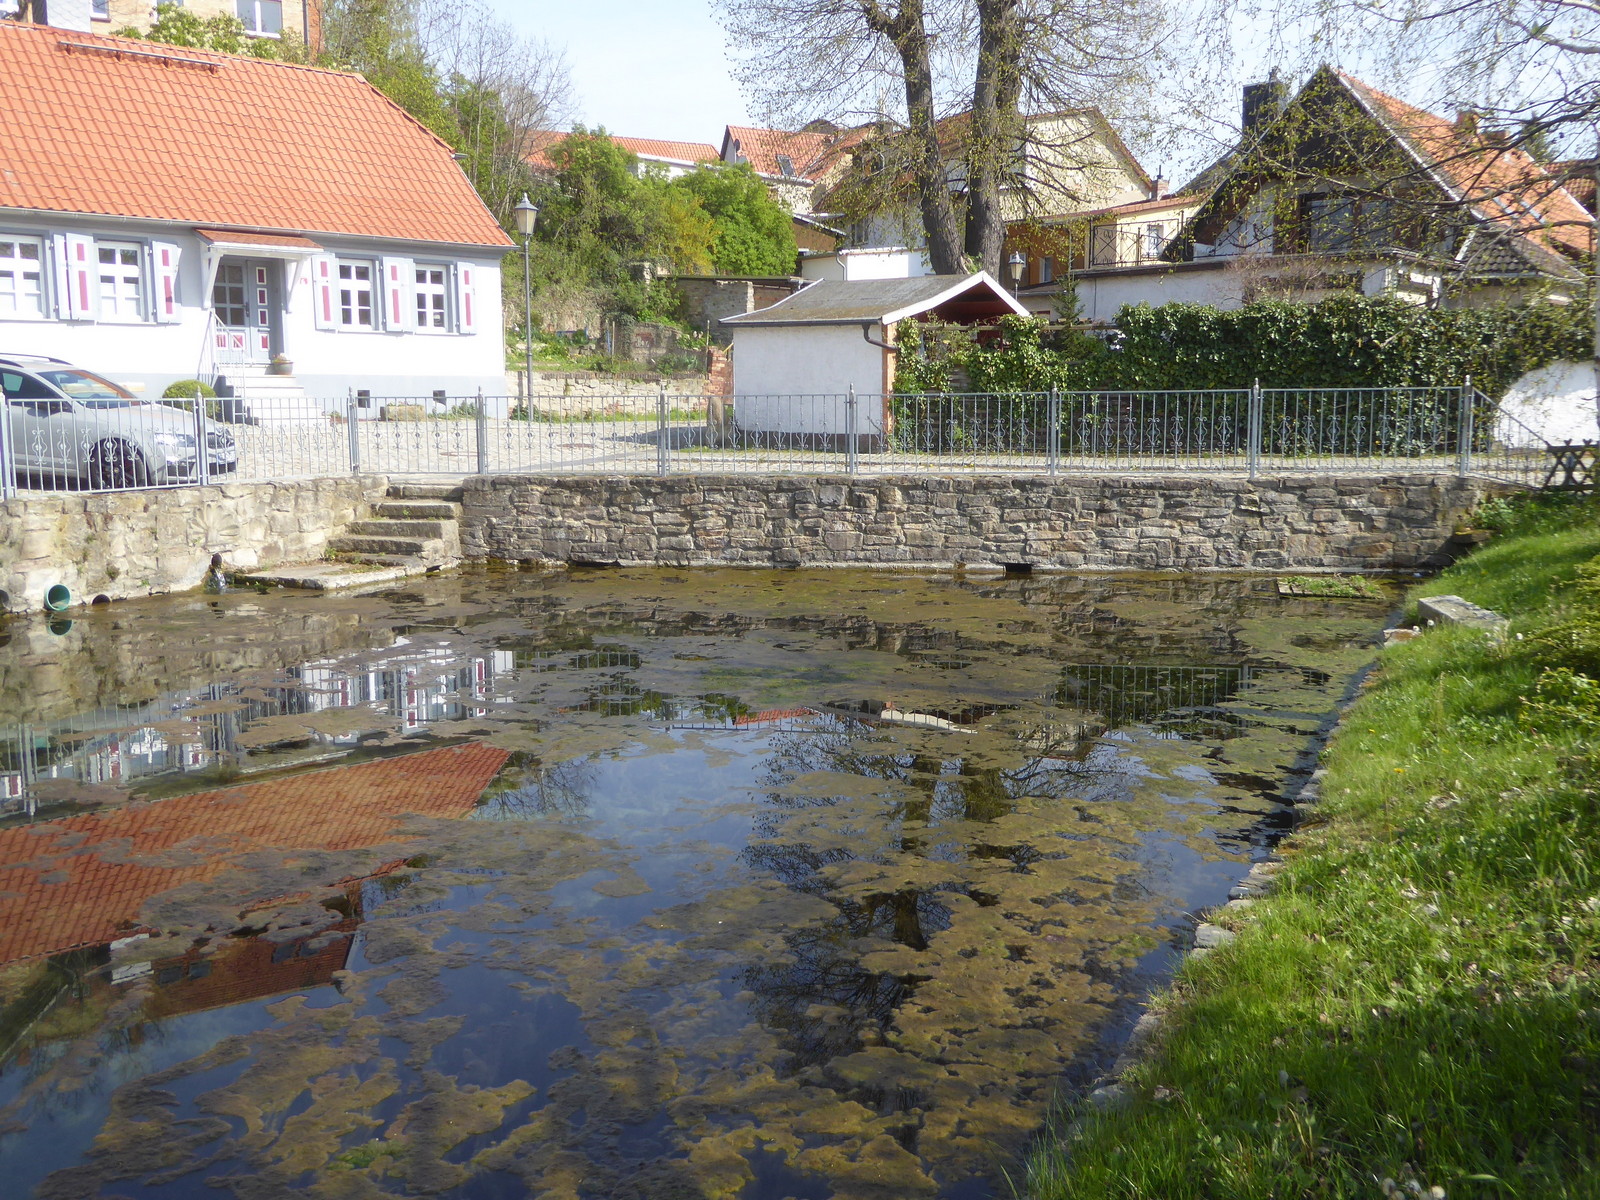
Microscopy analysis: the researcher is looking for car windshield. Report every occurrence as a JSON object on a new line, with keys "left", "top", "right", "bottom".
{"left": 34, "top": 368, "right": 136, "bottom": 404}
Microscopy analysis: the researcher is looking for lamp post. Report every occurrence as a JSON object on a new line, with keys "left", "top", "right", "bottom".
{"left": 1006, "top": 250, "right": 1026, "bottom": 295}
{"left": 513, "top": 194, "right": 539, "bottom": 406}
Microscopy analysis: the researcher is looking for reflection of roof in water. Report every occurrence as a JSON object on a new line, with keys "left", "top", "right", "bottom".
{"left": 0, "top": 743, "right": 510, "bottom": 966}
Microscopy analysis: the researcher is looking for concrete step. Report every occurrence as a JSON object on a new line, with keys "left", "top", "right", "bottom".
{"left": 388, "top": 483, "right": 464, "bottom": 501}
{"left": 371, "top": 500, "right": 460, "bottom": 520}
{"left": 232, "top": 556, "right": 434, "bottom": 591}
{"left": 345, "top": 518, "right": 453, "bottom": 539}
{"left": 328, "top": 534, "right": 435, "bottom": 557}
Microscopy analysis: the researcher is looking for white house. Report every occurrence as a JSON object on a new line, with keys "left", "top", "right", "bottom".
{"left": 0, "top": 22, "right": 512, "bottom": 410}
{"left": 720, "top": 272, "right": 1028, "bottom": 444}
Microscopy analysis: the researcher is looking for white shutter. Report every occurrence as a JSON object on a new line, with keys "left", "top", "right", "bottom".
{"left": 150, "top": 240, "right": 181, "bottom": 323}
{"left": 453, "top": 262, "right": 477, "bottom": 334}
{"left": 380, "top": 256, "right": 413, "bottom": 332}
{"left": 61, "top": 232, "right": 98, "bottom": 321}
{"left": 312, "top": 254, "right": 337, "bottom": 331}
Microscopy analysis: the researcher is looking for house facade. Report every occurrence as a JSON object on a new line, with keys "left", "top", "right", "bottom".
{"left": 0, "top": 23, "right": 510, "bottom": 407}
{"left": 3, "top": 0, "right": 316, "bottom": 46}
{"left": 529, "top": 132, "right": 720, "bottom": 180}
{"left": 1012, "top": 72, "right": 1594, "bottom": 323}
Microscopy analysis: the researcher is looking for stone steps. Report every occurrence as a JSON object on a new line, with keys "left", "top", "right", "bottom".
{"left": 327, "top": 534, "right": 435, "bottom": 557}
{"left": 388, "top": 483, "right": 464, "bottom": 501}
{"left": 371, "top": 500, "right": 459, "bottom": 520}
{"left": 344, "top": 518, "right": 453, "bottom": 539}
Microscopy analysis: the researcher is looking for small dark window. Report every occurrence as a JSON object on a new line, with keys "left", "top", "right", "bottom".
{"left": 776, "top": 154, "right": 795, "bottom": 177}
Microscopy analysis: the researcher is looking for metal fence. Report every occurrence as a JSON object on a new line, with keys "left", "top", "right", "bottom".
{"left": 0, "top": 383, "right": 1570, "bottom": 497}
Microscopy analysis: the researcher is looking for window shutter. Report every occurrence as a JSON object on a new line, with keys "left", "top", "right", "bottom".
{"left": 61, "top": 233, "right": 99, "bottom": 321}
{"left": 312, "top": 255, "right": 336, "bottom": 331}
{"left": 150, "top": 240, "right": 181, "bottom": 323}
{"left": 380, "top": 256, "right": 413, "bottom": 332}
{"left": 453, "top": 262, "right": 477, "bottom": 334}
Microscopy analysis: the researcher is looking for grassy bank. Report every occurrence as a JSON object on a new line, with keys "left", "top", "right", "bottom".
{"left": 1027, "top": 494, "right": 1600, "bottom": 1200}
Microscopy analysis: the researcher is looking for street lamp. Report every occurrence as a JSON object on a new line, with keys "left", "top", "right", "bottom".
{"left": 513, "top": 193, "right": 539, "bottom": 406}
{"left": 1006, "top": 250, "right": 1026, "bottom": 294}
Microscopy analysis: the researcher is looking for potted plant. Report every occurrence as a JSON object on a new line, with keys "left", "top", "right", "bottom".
{"left": 267, "top": 353, "right": 294, "bottom": 376}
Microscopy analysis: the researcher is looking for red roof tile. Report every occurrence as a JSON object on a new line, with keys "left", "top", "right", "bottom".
{"left": 0, "top": 742, "right": 510, "bottom": 966}
{"left": 1341, "top": 73, "right": 1593, "bottom": 259}
{"left": 526, "top": 131, "right": 719, "bottom": 172}
{"left": 195, "top": 229, "right": 324, "bottom": 248}
{"left": 723, "top": 125, "right": 841, "bottom": 181}
{"left": 0, "top": 23, "right": 511, "bottom": 248}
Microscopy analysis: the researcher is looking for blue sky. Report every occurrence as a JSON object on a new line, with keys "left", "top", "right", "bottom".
{"left": 484, "top": 0, "right": 753, "bottom": 144}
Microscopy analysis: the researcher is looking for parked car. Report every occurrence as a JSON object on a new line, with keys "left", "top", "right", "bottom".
{"left": 0, "top": 354, "right": 236, "bottom": 488}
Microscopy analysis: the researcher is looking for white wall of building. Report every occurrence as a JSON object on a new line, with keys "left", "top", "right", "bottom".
{"left": 1068, "top": 267, "right": 1244, "bottom": 323}
{"left": 730, "top": 323, "right": 888, "bottom": 435}
{"left": 799, "top": 248, "right": 933, "bottom": 282}
{"left": 0, "top": 213, "right": 507, "bottom": 401}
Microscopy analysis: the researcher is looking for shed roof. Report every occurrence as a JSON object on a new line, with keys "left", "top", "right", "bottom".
{"left": 0, "top": 23, "right": 511, "bottom": 248}
{"left": 721, "top": 272, "right": 1028, "bottom": 327}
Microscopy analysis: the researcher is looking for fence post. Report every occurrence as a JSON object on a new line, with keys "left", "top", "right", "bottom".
{"left": 345, "top": 388, "right": 361, "bottom": 475}
{"left": 192, "top": 385, "right": 209, "bottom": 487}
{"left": 1247, "top": 379, "right": 1263, "bottom": 481}
{"left": 656, "top": 380, "right": 668, "bottom": 476}
{"left": 1457, "top": 375, "right": 1474, "bottom": 478}
{"left": 475, "top": 388, "right": 489, "bottom": 475}
{"left": 1047, "top": 387, "right": 1060, "bottom": 476}
{"left": 0, "top": 395, "right": 15, "bottom": 501}
{"left": 846, "top": 385, "right": 859, "bottom": 475}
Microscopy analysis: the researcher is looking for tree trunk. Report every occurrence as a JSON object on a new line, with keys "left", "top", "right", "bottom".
{"left": 964, "top": 0, "right": 1023, "bottom": 275}
{"left": 864, "top": 1, "right": 966, "bottom": 274}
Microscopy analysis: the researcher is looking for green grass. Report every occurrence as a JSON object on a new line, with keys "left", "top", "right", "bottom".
{"left": 1280, "top": 574, "right": 1387, "bottom": 598}
{"left": 1026, "top": 493, "right": 1600, "bottom": 1200}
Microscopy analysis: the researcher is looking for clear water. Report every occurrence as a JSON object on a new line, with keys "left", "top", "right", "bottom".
{"left": 0, "top": 567, "right": 1390, "bottom": 1199}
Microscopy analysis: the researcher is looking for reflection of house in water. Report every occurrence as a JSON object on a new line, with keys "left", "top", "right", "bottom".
{"left": 0, "top": 640, "right": 519, "bottom": 817}
{"left": 0, "top": 743, "right": 509, "bottom": 968}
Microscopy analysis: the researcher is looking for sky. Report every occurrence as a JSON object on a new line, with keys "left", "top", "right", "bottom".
{"left": 484, "top": 0, "right": 753, "bottom": 145}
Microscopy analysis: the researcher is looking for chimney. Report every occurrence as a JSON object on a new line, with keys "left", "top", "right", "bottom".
{"left": 1148, "top": 176, "right": 1168, "bottom": 201}
{"left": 1455, "top": 111, "right": 1480, "bottom": 139}
{"left": 1242, "top": 70, "right": 1289, "bottom": 138}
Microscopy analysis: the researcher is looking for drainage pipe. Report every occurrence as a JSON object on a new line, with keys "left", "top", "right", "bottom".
{"left": 43, "top": 584, "right": 71, "bottom": 612}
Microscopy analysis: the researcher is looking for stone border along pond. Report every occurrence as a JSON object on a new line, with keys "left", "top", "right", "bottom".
{"left": 0, "top": 471, "right": 1511, "bottom": 613}
{"left": 461, "top": 473, "right": 1507, "bottom": 574}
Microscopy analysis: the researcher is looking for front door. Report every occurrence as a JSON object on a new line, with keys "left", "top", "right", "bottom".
{"left": 211, "top": 258, "right": 279, "bottom": 365}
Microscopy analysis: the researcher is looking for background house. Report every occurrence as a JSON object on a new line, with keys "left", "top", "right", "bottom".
{"left": 0, "top": 22, "right": 511, "bottom": 409}
{"left": 528, "top": 132, "right": 721, "bottom": 179}
{"left": 2, "top": 0, "right": 315, "bottom": 45}
{"left": 1166, "top": 69, "right": 1593, "bottom": 309}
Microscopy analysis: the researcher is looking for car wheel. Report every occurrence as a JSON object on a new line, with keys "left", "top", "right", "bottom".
{"left": 88, "top": 439, "right": 149, "bottom": 490}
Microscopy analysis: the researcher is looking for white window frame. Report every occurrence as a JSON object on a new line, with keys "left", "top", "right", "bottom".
{"left": 91, "top": 0, "right": 110, "bottom": 20}
{"left": 0, "top": 234, "right": 48, "bottom": 321}
{"left": 1143, "top": 223, "right": 1166, "bottom": 260}
{"left": 95, "top": 240, "right": 146, "bottom": 323}
{"left": 413, "top": 263, "right": 450, "bottom": 333}
{"left": 337, "top": 259, "right": 376, "bottom": 330}
{"left": 237, "top": 0, "right": 284, "bottom": 36}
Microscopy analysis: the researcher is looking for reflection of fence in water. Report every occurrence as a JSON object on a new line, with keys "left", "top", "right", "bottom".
{"left": 1049, "top": 664, "right": 1256, "bottom": 731}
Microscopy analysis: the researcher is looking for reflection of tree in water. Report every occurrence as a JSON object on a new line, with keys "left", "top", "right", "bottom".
{"left": 474, "top": 752, "right": 599, "bottom": 821}
{"left": 739, "top": 712, "right": 1106, "bottom": 1077}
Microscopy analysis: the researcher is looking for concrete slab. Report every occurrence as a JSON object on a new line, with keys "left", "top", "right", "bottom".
{"left": 230, "top": 557, "right": 433, "bottom": 591}
{"left": 1417, "top": 594, "right": 1509, "bottom": 632}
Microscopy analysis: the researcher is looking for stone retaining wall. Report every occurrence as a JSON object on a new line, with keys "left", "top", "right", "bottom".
{"left": 0, "top": 477, "right": 385, "bottom": 613}
{"left": 461, "top": 473, "right": 1506, "bottom": 572}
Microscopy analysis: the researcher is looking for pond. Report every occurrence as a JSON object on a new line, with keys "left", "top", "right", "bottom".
{"left": 0, "top": 567, "right": 1391, "bottom": 1199}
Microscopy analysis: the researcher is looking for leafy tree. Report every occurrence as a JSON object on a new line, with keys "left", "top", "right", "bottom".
{"left": 116, "top": 3, "right": 301, "bottom": 59}
{"left": 673, "top": 163, "right": 798, "bottom": 276}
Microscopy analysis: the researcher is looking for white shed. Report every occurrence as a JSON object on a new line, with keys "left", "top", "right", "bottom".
{"left": 721, "top": 272, "right": 1027, "bottom": 447}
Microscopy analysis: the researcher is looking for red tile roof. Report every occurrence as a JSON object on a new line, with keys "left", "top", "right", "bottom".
{"left": 723, "top": 125, "right": 842, "bottom": 181}
{"left": 195, "top": 229, "right": 324, "bottom": 249}
{"left": 526, "top": 131, "right": 718, "bottom": 172}
{"left": 0, "top": 23, "right": 511, "bottom": 248}
{"left": 1341, "top": 73, "right": 1594, "bottom": 260}
{"left": 0, "top": 742, "right": 510, "bottom": 966}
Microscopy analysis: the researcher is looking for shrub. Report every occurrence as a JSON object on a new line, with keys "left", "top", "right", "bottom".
{"left": 161, "top": 379, "right": 216, "bottom": 399}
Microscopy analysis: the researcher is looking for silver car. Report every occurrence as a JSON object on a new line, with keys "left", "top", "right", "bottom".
{"left": 0, "top": 354, "right": 237, "bottom": 489}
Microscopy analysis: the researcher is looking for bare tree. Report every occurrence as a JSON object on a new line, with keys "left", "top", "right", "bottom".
{"left": 714, "top": 0, "right": 1162, "bottom": 275}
